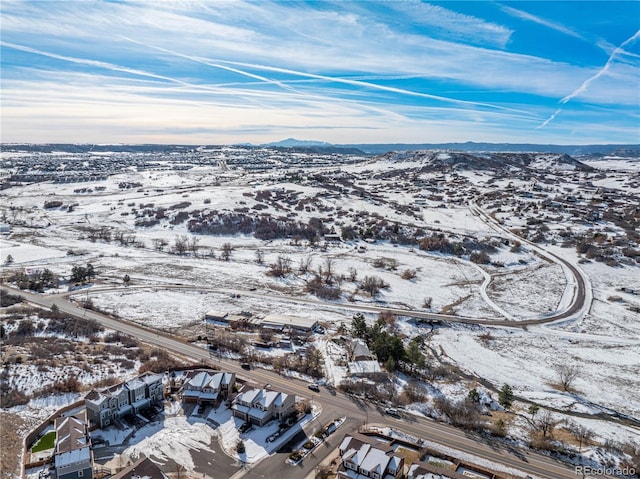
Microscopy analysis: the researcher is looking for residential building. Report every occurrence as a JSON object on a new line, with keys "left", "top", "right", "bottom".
{"left": 109, "top": 456, "right": 168, "bottom": 479}
{"left": 350, "top": 339, "right": 374, "bottom": 361}
{"left": 348, "top": 360, "right": 383, "bottom": 378}
{"left": 259, "top": 314, "right": 318, "bottom": 333}
{"left": 231, "top": 387, "right": 295, "bottom": 426}
{"left": 182, "top": 370, "right": 235, "bottom": 405}
{"left": 204, "top": 310, "right": 229, "bottom": 323}
{"left": 85, "top": 372, "right": 163, "bottom": 428}
{"left": 54, "top": 410, "right": 93, "bottom": 479}
{"left": 407, "top": 461, "right": 470, "bottom": 479}
{"left": 338, "top": 433, "right": 404, "bottom": 479}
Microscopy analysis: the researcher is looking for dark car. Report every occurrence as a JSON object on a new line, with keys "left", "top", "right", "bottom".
{"left": 308, "top": 384, "right": 320, "bottom": 392}
{"left": 239, "top": 422, "right": 253, "bottom": 433}
{"left": 241, "top": 363, "right": 251, "bottom": 370}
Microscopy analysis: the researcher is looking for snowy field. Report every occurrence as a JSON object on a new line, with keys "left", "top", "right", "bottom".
{"left": 2, "top": 151, "right": 639, "bottom": 465}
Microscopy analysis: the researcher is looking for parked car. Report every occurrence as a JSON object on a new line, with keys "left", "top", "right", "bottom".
{"left": 239, "top": 422, "right": 253, "bottom": 433}
{"left": 241, "top": 363, "right": 251, "bottom": 370}
{"left": 197, "top": 404, "right": 205, "bottom": 414}
{"left": 308, "top": 383, "right": 320, "bottom": 392}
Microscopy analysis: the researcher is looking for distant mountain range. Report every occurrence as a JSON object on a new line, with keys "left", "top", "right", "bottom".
{"left": 3, "top": 140, "right": 639, "bottom": 157}
{"left": 342, "top": 142, "right": 640, "bottom": 156}
{"left": 265, "top": 138, "right": 333, "bottom": 148}
{"left": 262, "top": 139, "right": 639, "bottom": 156}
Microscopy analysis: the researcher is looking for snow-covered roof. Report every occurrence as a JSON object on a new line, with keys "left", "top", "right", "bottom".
{"left": 110, "top": 456, "right": 168, "bottom": 479}
{"left": 55, "top": 411, "right": 88, "bottom": 455}
{"left": 247, "top": 407, "right": 271, "bottom": 420}
{"left": 125, "top": 377, "right": 146, "bottom": 390}
{"left": 185, "top": 371, "right": 234, "bottom": 392}
{"left": 359, "top": 447, "right": 390, "bottom": 475}
{"left": 205, "top": 310, "right": 229, "bottom": 320}
{"left": 348, "top": 360, "right": 382, "bottom": 375}
{"left": 140, "top": 372, "right": 163, "bottom": 386}
{"left": 351, "top": 339, "right": 372, "bottom": 359}
{"left": 85, "top": 389, "right": 108, "bottom": 406}
{"left": 54, "top": 446, "right": 91, "bottom": 469}
{"left": 186, "top": 371, "right": 210, "bottom": 389}
{"left": 260, "top": 314, "right": 318, "bottom": 331}
{"left": 200, "top": 392, "right": 219, "bottom": 400}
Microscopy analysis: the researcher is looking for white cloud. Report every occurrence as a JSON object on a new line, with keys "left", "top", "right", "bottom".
{"left": 386, "top": 1, "right": 513, "bottom": 47}
{"left": 1, "top": 1, "right": 638, "bottom": 143}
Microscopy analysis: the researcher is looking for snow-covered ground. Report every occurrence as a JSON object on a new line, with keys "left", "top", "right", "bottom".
{"left": 100, "top": 401, "right": 320, "bottom": 471}
{"left": 2, "top": 151, "right": 639, "bottom": 469}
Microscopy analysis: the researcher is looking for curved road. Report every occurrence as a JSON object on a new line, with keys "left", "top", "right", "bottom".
{"left": 47, "top": 203, "right": 589, "bottom": 329}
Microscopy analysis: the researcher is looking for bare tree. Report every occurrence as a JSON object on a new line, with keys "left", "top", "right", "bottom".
{"left": 189, "top": 236, "right": 200, "bottom": 257}
{"left": 153, "top": 238, "right": 167, "bottom": 251}
{"left": 568, "top": 422, "right": 593, "bottom": 453}
{"left": 361, "top": 275, "right": 387, "bottom": 297}
{"left": 255, "top": 249, "right": 264, "bottom": 264}
{"left": 555, "top": 363, "right": 579, "bottom": 391}
{"left": 221, "top": 242, "right": 234, "bottom": 261}
{"left": 323, "top": 257, "right": 335, "bottom": 284}
{"left": 536, "top": 410, "right": 556, "bottom": 438}
{"left": 268, "top": 255, "right": 292, "bottom": 277}
{"left": 315, "top": 465, "right": 331, "bottom": 479}
{"left": 174, "top": 235, "right": 188, "bottom": 255}
{"left": 348, "top": 267, "right": 358, "bottom": 282}
{"left": 298, "top": 255, "right": 312, "bottom": 274}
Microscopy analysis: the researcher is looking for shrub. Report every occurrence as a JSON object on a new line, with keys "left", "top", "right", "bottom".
{"left": 470, "top": 251, "right": 491, "bottom": 264}
{"left": 0, "top": 388, "right": 30, "bottom": 408}
{"left": 401, "top": 269, "right": 417, "bottom": 280}
{"left": 1, "top": 293, "right": 23, "bottom": 307}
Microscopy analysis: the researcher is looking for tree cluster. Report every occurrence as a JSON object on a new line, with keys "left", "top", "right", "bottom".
{"left": 70, "top": 263, "right": 95, "bottom": 283}
{"left": 350, "top": 313, "right": 426, "bottom": 373}
{"left": 13, "top": 268, "right": 58, "bottom": 292}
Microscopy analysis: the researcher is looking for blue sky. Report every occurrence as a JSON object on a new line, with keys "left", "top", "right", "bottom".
{"left": 1, "top": 1, "right": 639, "bottom": 145}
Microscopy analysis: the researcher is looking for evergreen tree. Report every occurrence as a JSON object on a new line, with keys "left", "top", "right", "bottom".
{"left": 71, "top": 265, "right": 86, "bottom": 283}
{"left": 406, "top": 339, "right": 425, "bottom": 372}
{"left": 86, "top": 263, "right": 95, "bottom": 279}
{"left": 468, "top": 388, "right": 481, "bottom": 403}
{"left": 350, "top": 313, "right": 367, "bottom": 339}
{"left": 498, "top": 384, "right": 514, "bottom": 409}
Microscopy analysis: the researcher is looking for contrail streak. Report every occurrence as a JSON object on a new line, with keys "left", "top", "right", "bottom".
{"left": 118, "top": 36, "right": 538, "bottom": 118}
{"left": 538, "top": 29, "right": 640, "bottom": 128}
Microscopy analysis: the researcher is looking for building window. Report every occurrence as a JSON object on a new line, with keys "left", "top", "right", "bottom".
{"left": 78, "top": 470, "right": 83, "bottom": 477}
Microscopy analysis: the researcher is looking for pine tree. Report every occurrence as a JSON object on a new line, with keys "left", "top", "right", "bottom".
{"left": 498, "top": 384, "right": 514, "bottom": 409}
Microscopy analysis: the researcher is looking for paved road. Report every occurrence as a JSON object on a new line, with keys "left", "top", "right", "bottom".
{"left": 3, "top": 286, "right": 581, "bottom": 479}
{"left": 469, "top": 204, "right": 589, "bottom": 323}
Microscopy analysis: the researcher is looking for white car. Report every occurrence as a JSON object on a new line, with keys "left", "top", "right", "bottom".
{"left": 384, "top": 408, "right": 401, "bottom": 419}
